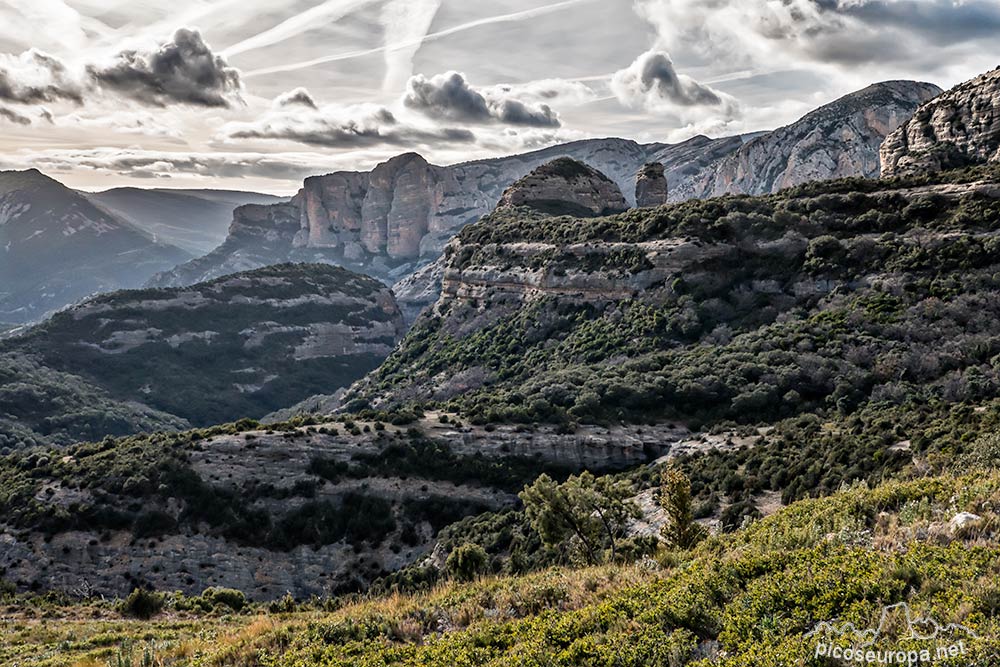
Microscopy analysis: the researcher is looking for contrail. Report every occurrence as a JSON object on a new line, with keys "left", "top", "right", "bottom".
{"left": 380, "top": 0, "right": 441, "bottom": 93}
{"left": 243, "top": 0, "right": 599, "bottom": 78}
{"left": 223, "top": 0, "right": 380, "bottom": 58}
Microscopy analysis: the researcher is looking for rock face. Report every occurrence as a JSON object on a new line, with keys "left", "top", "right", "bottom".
{"left": 0, "top": 414, "right": 685, "bottom": 600}
{"left": 148, "top": 80, "right": 938, "bottom": 324}
{"left": 3, "top": 263, "right": 405, "bottom": 428}
{"left": 675, "top": 81, "right": 942, "bottom": 199}
{"left": 881, "top": 68, "right": 1000, "bottom": 177}
{"left": 496, "top": 158, "right": 629, "bottom": 217}
{"left": 0, "top": 169, "right": 191, "bottom": 324}
{"left": 635, "top": 162, "right": 669, "bottom": 207}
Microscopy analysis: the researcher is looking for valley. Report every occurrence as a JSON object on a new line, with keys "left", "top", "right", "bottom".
{"left": 1, "top": 38, "right": 1000, "bottom": 667}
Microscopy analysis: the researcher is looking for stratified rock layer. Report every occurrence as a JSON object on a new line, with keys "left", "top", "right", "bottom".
{"left": 881, "top": 68, "right": 1000, "bottom": 177}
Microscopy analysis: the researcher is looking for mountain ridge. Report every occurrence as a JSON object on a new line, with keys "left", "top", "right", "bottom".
{"left": 147, "top": 80, "right": 938, "bottom": 315}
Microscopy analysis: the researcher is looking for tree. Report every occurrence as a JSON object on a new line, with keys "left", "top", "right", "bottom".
{"left": 519, "top": 472, "right": 639, "bottom": 564}
{"left": 660, "top": 467, "right": 707, "bottom": 549}
{"left": 446, "top": 543, "right": 488, "bottom": 582}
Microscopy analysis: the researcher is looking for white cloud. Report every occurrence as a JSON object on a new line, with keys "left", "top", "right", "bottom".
{"left": 219, "top": 99, "right": 476, "bottom": 148}
{"left": 611, "top": 49, "right": 740, "bottom": 119}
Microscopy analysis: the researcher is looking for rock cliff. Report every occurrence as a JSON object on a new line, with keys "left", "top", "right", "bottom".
{"left": 675, "top": 81, "right": 942, "bottom": 199}
{"left": 0, "top": 414, "right": 685, "bottom": 599}
{"left": 496, "top": 158, "right": 628, "bottom": 217}
{"left": 148, "top": 81, "right": 938, "bottom": 324}
{"left": 635, "top": 162, "right": 669, "bottom": 207}
{"left": 881, "top": 67, "right": 1000, "bottom": 177}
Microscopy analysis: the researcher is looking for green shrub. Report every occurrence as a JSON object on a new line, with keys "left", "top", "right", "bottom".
{"left": 202, "top": 586, "right": 247, "bottom": 612}
{"left": 445, "top": 543, "right": 488, "bottom": 582}
{"left": 120, "top": 588, "right": 165, "bottom": 619}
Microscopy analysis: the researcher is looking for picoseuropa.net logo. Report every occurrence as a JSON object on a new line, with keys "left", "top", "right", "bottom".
{"left": 805, "top": 602, "right": 978, "bottom": 664}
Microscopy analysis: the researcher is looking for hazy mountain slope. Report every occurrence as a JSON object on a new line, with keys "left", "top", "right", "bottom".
{"left": 0, "top": 170, "right": 191, "bottom": 324}
{"left": 88, "top": 187, "right": 287, "bottom": 254}
{"left": 3, "top": 263, "right": 405, "bottom": 428}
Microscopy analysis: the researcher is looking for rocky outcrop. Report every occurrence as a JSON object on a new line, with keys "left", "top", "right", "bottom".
{"left": 0, "top": 415, "right": 687, "bottom": 599}
{"left": 5, "top": 263, "right": 405, "bottom": 427}
{"left": 496, "top": 158, "right": 629, "bottom": 217}
{"left": 635, "top": 162, "right": 669, "bottom": 207}
{"left": 148, "top": 80, "right": 938, "bottom": 300}
{"left": 674, "top": 81, "right": 942, "bottom": 199}
{"left": 0, "top": 169, "right": 191, "bottom": 324}
{"left": 881, "top": 67, "right": 1000, "bottom": 177}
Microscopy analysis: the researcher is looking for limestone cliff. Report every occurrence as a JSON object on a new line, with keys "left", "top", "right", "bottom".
{"left": 675, "top": 81, "right": 942, "bottom": 199}
{"left": 635, "top": 162, "right": 669, "bottom": 207}
{"left": 148, "top": 80, "right": 939, "bottom": 323}
{"left": 881, "top": 67, "right": 1000, "bottom": 177}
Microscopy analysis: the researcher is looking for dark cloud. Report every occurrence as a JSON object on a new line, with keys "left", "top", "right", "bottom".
{"left": 403, "top": 71, "right": 561, "bottom": 128}
{"left": 0, "top": 50, "right": 84, "bottom": 104}
{"left": 223, "top": 105, "right": 476, "bottom": 148}
{"left": 0, "top": 106, "right": 31, "bottom": 125}
{"left": 274, "top": 87, "right": 318, "bottom": 109}
{"left": 829, "top": 0, "right": 1000, "bottom": 45}
{"left": 88, "top": 29, "right": 242, "bottom": 108}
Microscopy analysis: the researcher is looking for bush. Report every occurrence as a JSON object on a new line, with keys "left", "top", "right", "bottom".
{"left": 121, "top": 588, "right": 165, "bottom": 619}
{"left": 202, "top": 586, "right": 247, "bottom": 612}
{"left": 445, "top": 543, "right": 488, "bottom": 582}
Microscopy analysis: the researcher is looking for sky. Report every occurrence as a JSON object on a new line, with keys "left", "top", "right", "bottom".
{"left": 0, "top": 0, "right": 997, "bottom": 194}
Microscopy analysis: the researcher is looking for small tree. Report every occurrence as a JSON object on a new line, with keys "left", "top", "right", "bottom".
{"left": 520, "top": 472, "right": 639, "bottom": 564}
{"left": 121, "top": 588, "right": 165, "bottom": 619}
{"left": 660, "top": 467, "right": 707, "bottom": 549}
{"left": 445, "top": 543, "right": 488, "bottom": 582}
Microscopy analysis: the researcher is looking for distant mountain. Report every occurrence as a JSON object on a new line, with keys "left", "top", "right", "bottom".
{"left": 881, "top": 67, "right": 1000, "bottom": 177}
{"left": 147, "top": 81, "right": 938, "bottom": 326}
{"left": 672, "top": 80, "right": 942, "bottom": 199}
{"left": 87, "top": 187, "right": 287, "bottom": 255}
{"left": 1, "top": 263, "right": 404, "bottom": 437}
{"left": 0, "top": 169, "right": 191, "bottom": 324}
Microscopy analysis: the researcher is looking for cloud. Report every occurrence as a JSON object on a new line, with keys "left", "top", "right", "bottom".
{"left": 221, "top": 102, "right": 476, "bottom": 148}
{"left": 242, "top": 0, "right": 598, "bottom": 78}
{"left": 19, "top": 147, "right": 328, "bottom": 182}
{"left": 0, "top": 106, "right": 31, "bottom": 125}
{"left": 485, "top": 79, "right": 599, "bottom": 107}
{"left": 273, "top": 87, "right": 318, "bottom": 109}
{"left": 0, "top": 50, "right": 85, "bottom": 104}
{"left": 380, "top": 0, "right": 441, "bottom": 93}
{"left": 88, "top": 28, "right": 242, "bottom": 108}
{"left": 612, "top": 50, "right": 740, "bottom": 117}
{"left": 403, "top": 71, "right": 561, "bottom": 127}
{"left": 633, "top": 0, "right": 1000, "bottom": 79}
{"left": 221, "top": 0, "right": 379, "bottom": 58}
